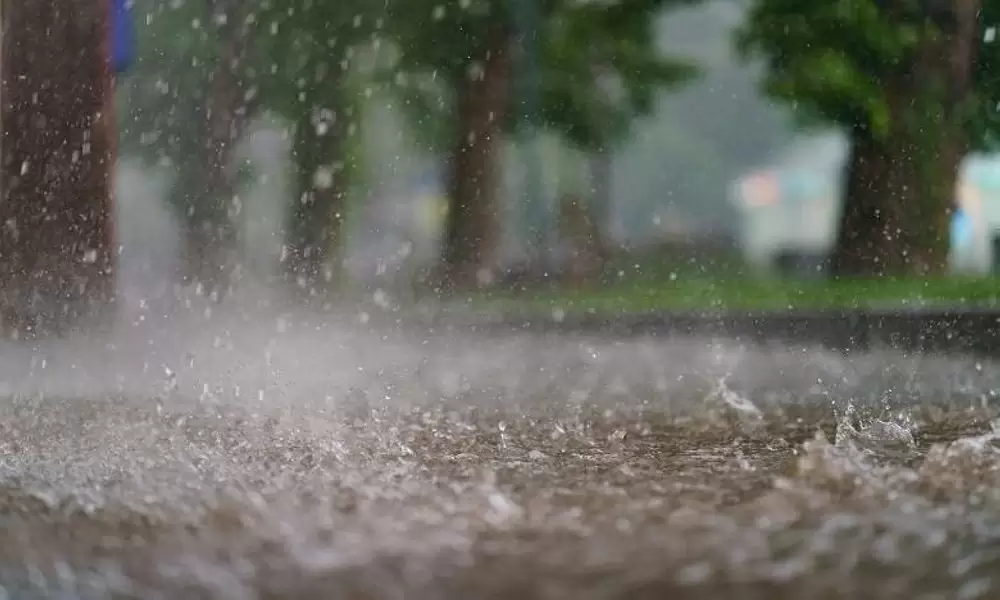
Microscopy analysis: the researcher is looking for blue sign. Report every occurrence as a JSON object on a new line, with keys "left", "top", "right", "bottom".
{"left": 111, "top": 0, "right": 135, "bottom": 75}
{"left": 951, "top": 209, "right": 973, "bottom": 250}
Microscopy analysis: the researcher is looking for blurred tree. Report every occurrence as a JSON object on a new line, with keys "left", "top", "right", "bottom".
{"left": 1, "top": 0, "right": 115, "bottom": 335}
{"left": 183, "top": 0, "right": 259, "bottom": 296}
{"left": 118, "top": 0, "right": 248, "bottom": 293}
{"left": 537, "top": 1, "right": 698, "bottom": 256}
{"left": 738, "top": 0, "right": 984, "bottom": 276}
{"left": 539, "top": 2, "right": 698, "bottom": 151}
{"left": 118, "top": 2, "right": 207, "bottom": 174}
{"left": 384, "top": 0, "right": 701, "bottom": 290}
{"left": 120, "top": 0, "right": 379, "bottom": 295}
{"left": 384, "top": 0, "right": 510, "bottom": 289}
{"left": 249, "top": 1, "right": 381, "bottom": 294}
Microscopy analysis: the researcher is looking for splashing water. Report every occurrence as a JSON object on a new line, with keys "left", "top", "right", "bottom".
{"left": 2, "top": 311, "right": 1000, "bottom": 598}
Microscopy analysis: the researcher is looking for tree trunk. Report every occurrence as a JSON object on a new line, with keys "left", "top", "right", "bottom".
{"left": 831, "top": 0, "right": 980, "bottom": 277}
{"left": 557, "top": 192, "right": 608, "bottom": 286}
{"left": 832, "top": 122, "right": 961, "bottom": 277}
{"left": 439, "top": 27, "right": 511, "bottom": 291}
{"left": 0, "top": 0, "right": 115, "bottom": 336}
{"left": 181, "top": 6, "right": 254, "bottom": 299}
{"left": 589, "top": 146, "right": 614, "bottom": 257}
{"left": 284, "top": 98, "right": 350, "bottom": 297}
{"left": 831, "top": 130, "right": 912, "bottom": 275}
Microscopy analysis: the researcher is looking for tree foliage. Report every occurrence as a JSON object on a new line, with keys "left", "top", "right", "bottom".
{"left": 966, "top": 1, "right": 1000, "bottom": 148}
{"left": 121, "top": 1, "right": 378, "bottom": 160}
{"left": 118, "top": 0, "right": 217, "bottom": 168}
{"left": 538, "top": 0, "right": 700, "bottom": 149}
{"left": 737, "top": 0, "right": 923, "bottom": 138}
{"left": 245, "top": 0, "right": 382, "bottom": 116}
{"left": 735, "top": 0, "right": 999, "bottom": 146}
{"left": 123, "top": 0, "right": 705, "bottom": 188}
{"left": 381, "top": 0, "right": 701, "bottom": 151}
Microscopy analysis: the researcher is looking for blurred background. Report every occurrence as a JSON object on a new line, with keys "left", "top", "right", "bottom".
{"left": 78, "top": 0, "right": 1000, "bottom": 314}
{"left": 113, "top": 1, "right": 787, "bottom": 295}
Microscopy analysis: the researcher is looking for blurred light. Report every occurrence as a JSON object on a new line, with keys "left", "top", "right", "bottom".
{"left": 739, "top": 172, "right": 780, "bottom": 208}
{"left": 952, "top": 209, "right": 973, "bottom": 249}
{"left": 958, "top": 181, "right": 982, "bottom": 216}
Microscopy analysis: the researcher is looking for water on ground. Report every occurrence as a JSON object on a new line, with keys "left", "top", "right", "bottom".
{"left": 2, "top": 303, "right": 1000, "bottom": 599}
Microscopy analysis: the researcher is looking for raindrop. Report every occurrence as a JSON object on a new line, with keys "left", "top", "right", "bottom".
{"left": 313, "top": 167, "right": 334, "bottom": 189}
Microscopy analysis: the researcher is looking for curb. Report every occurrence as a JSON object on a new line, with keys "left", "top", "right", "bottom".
{"left": 417, "top": 308, "right": 1000, "bottom": 357}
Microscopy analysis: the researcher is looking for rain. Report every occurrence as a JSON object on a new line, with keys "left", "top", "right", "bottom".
{"left": 2, "top": 0, "right": 1000, "bottom": 598}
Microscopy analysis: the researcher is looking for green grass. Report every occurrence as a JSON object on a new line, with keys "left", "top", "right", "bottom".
{"left": 472, "top": 276, "right": 1000, "bottom": 315}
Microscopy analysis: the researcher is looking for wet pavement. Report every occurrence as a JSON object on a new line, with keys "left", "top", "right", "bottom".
{"left": 2, "top": 303, "right": 1000, "bottom": 598}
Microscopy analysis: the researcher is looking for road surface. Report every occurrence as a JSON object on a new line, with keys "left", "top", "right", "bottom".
{"left": 1, "top": 305, "right": 999, "bottom": 598}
